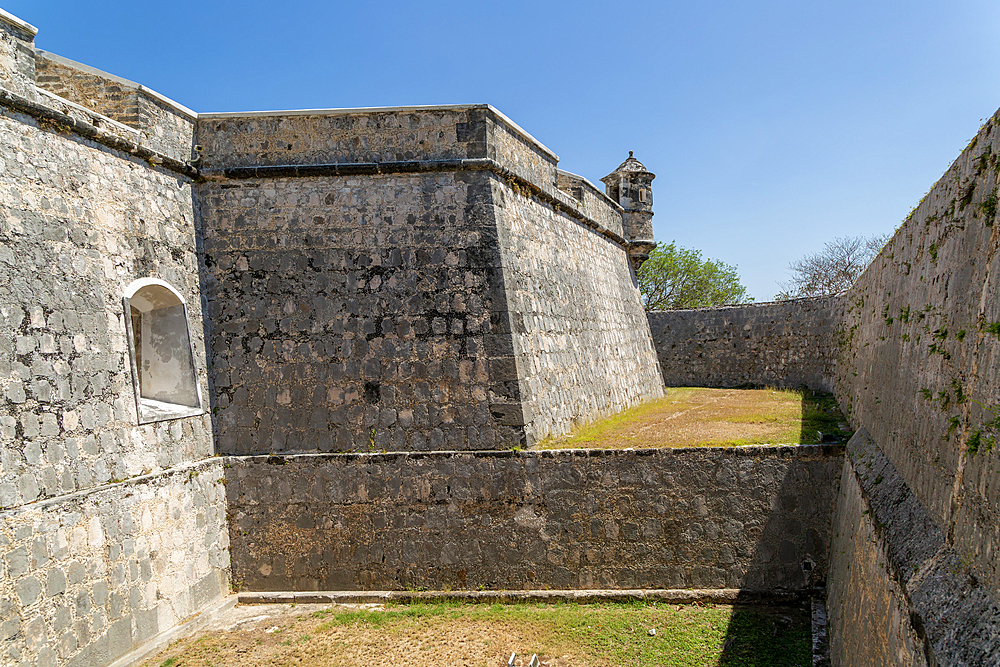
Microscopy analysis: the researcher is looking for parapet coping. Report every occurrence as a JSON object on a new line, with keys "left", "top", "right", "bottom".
{"left": 35, "top": 49, "right": 198, "bottom": 120}
{"left": 206, "top": 156, "right": 631, "bottom": 249}
{"left": 237, "top": 588, "right": 816, "bottom": 606}
{"left": 0, "top": 7, "right": 37, "bottom": 36}
{"left": 646, "top": 292, "right": 847, "bottom": 313}
{"left": 0, "top": 85, "right": 199, "bottom": 178}
{"left": 199, "top": 103, "right": 560, "bottom": 163}
{"left": 557, "top": 167, "right": 621, "bottom": 210}
{"left": 228, "top": 443, "right": 846, "bottom": 465}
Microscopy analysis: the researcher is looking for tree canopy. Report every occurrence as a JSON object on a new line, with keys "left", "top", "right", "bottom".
{"left": 637, "top": 242, "right": 751, "bottom": 311}
{"left": 775, "top": 234, "right": 890, "bottom": 300}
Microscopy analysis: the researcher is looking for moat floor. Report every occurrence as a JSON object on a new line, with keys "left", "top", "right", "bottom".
{"left": 540, "top": 387, "right": 851, "bottom": 449}
{"left": 139, "top": 600, "right": 811, "bottom": 667}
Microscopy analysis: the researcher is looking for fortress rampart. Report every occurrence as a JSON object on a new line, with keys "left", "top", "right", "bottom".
{"left": 647, "top": 294, "right": 844, "bottom": 392}
{"left": 2, "top": 7, "right": 999, "bottom": 666}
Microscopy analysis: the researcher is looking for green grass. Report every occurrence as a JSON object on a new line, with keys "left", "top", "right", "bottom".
{"left": 309, "top": 600, "right": 811, "bottom": 666}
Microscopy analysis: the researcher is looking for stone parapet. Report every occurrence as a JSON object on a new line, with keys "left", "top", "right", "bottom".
{"left": 33, "top": 51, "right": 196, "bottom": 164}
{"left": 0, "top": 8, "right": 36, "bottom": 101}
{"left": 224, "top": 445, "right": 842, "bottom": 593}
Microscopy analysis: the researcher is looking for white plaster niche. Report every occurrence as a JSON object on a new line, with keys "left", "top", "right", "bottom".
{"left": 123, "top": 278, "right": 203, "bottom": 423}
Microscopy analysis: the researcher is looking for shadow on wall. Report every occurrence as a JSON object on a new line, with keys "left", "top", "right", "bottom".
{"left": 717, "top": 434, "right": 836, "bottom": 666}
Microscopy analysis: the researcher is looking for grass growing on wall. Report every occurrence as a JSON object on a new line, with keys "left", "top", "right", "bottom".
{"left": 142, "top": 600, "right": 811, "bottom": 667}
{"left": 540, "top": 387, "right": 851, "bottom": 449}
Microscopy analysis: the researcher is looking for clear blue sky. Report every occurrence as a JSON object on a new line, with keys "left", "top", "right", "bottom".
{"left": 8, "top": 0, "right": 1000, "bottom": 300}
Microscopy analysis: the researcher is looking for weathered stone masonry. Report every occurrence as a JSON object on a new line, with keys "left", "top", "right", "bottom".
{"left": 225, "top": 446, "right": 841, "bottom": 594}
{"left": 0, "top": 9, "right": 669, "bottom": 666}
{"left": 647, "top": 295, "right": 844, "bottom": 392}
{"left": 1, "top": 12, "right": 227, "bottom": 667}
{"left": 196, "top": 106, "right": 664, "bottom": 453}
{"left": 8, "top": 5, "right": 1000, "bottom": 666}
{"left": 646, "top": 110, "right": 1000, "bottom": 663}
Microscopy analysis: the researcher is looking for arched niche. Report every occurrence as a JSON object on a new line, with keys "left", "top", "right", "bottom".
{"left": 123, "top": 278, "right": 203, "bottom": 423}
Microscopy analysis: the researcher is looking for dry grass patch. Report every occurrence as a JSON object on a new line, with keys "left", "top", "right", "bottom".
{"left": 540, "top": 387, "right": 851, "bottom": 449}
{"left": 142, "top": 601, "right": 811, "bottom": 667}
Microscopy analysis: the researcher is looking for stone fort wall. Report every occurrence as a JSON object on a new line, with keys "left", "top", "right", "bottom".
{"left": 196, "top": 105, "right": 663, "bottom": 453}
{"left": 647, "top": 295, "right": 844, "bottom": 392}
{"left": 6, "top": 5, "right": 1000, "bottom": 666}
{"left": 825, "top": 110, "right": 1000, "bottom": 664}
{"left": 224, "top": 446, "right": 840, "bottom": 593}
{"left": 0, "top": 14, "right": 228, "bottom": 667}
{"left": 0, "top": 10, "right": 668, "bottom": 666}
{"left": 644, "top": 110, "right": 1000, "bottom": 663}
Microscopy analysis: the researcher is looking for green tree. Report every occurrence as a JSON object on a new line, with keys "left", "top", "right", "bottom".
{"left": 638, "top": 241, "right": 751, "bottom": 310}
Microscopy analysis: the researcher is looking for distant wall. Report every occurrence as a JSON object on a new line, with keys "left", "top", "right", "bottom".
{"left": 647, "top": 296, "right": 844, "bottom": 392}
{"left": 225, "top": 446, "right": 842, "bottom": 593}
{"left": 826, "top": 110, "right": 1000, "bottom": 664}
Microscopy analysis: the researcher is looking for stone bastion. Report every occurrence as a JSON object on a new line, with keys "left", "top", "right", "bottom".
{"left": 1, "top": 8, "right": 998, "bottom": 666}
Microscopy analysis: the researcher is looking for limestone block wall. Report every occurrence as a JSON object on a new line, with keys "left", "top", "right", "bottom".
{"left": 492, "top": 177, "right": 664, "bottom": 442}
{"left": 225, "top": 446, "right": 842, "bottom": 593}
{"left": 827, "top": 431, "right": 1000, "bottom": 666}
{"left": 826, "top": 110, "right": 1000, "bottom": 663}
{"left": 0, "top": 109, "right": 212, "bottom": 505}
{"left": 198, "top": 168, "right": 526, "bottom": 453}
{"left": 1, "top": 462, "right": 229, "bottom": 667}
{"left": 0, "top": 37, "right": 229, "bottom": 667}
{"left": 197, "top": 105, "right": 662, "bottom": 451}
{"left": 647, "top": 295, "right": 845, "bottom": 392}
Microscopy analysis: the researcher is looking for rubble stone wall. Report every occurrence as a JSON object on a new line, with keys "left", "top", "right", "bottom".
{"left": 0, "top": 108, "right": 211, "bottom": 507}
{"left": 1, "top": 461, "right": 229, "bottom": 667}
{"left": 1, "top": 43, "right": 228, "bottom": 667}
{"left": 826, "top": 110, "right": 1000, "bottom": 665}
{"left": 492, "top": 178, "right": 664, "bottom": 442}
{"left": 197, "top": 106, "right": 662, "bottom": 451}
{"left": 225, "top": 446, "right": 842, "bottom": 593}
{"left": 198, "top": 168, "right": 529, "bottom": 454}
{"left": 647, "top": 295, "right": 844, "bottom": 392}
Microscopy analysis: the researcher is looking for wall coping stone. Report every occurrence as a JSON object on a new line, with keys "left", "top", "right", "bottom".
{"left": 36, "top": 49, "right": 197, "bottom": 119}
{"left": 647, "top": 293, "right": 846, "bottom": 314}
{"left": 237, "top": 588, "right": 814, "bottom": 605}
{"left": 0, "top": 7, "right": 37, "bottom": 36}
{"left": 199, "top": 103, "right": 560, "bottom": 162}
{"left": 0, "top": 85, "right": 198, "bottom": 178}
{"left": 231, "top": 443, "right": 845, "bottom": 466}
